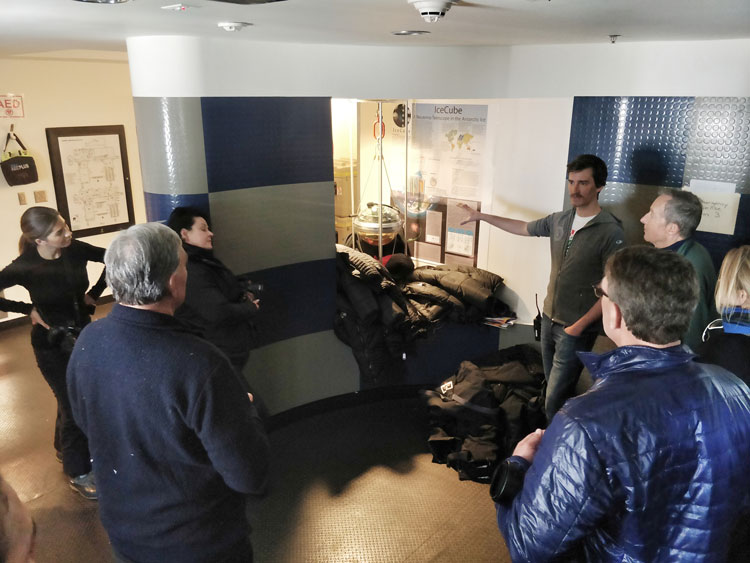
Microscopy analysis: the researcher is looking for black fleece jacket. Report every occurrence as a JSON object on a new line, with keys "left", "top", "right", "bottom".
{"left": 175, "top": 243, "right": 258, "bottom": 369}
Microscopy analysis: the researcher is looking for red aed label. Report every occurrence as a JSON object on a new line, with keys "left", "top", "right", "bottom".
{"left": 0, "top": 95, "right": 25, "bottom": 118}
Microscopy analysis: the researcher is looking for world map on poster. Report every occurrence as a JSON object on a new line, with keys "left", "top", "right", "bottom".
{"left": 413, "top": 104, "right": 487, "bottom": 202}
{"left": 58, "top": 134, "right": 129, "bottom": 231}
{"left": 445, "top": 130, "right": 474, "bottom": 151}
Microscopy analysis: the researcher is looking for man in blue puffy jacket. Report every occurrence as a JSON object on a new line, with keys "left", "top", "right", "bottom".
{"left": 492, "top": 245, "right": 750, "bottom": 562}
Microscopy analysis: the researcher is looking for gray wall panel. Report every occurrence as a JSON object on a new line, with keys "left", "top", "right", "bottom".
{"left": 132, "top": 97, "right": 208, "bottom": 196}
{"left": 245, "top": 330, "right": 359, "bottom": 415}
{"left": 209, "top": 182, "right": 335, "bottom": 274}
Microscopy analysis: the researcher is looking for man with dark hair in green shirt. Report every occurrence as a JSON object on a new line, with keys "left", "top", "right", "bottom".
{"left": 459, "top": 154, "right": 625, "bottom": 421}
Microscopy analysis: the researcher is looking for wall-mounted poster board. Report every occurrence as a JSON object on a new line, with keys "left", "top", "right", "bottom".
{"left": 46, "top": 125, "right": 135, "bottom": 237}
{"left": 408, "top": 103, "right": 488, "bottom": 266}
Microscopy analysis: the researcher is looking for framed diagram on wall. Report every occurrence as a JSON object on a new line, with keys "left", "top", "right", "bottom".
{"left": 46, "top": 124, "right": 135, "bottom": 237}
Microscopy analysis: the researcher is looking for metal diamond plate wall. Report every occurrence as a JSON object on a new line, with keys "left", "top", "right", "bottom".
{"left": 684, "top": 97, "right": 750, "bottom": 194}
{"left": 568, "top": 96, "right": 750, "bottom": 268}
{"left": 598, "top": 182, "right": 659, "bottom": 246}
{"left": 569, "top": 97, "right": 694, "bottom": 187}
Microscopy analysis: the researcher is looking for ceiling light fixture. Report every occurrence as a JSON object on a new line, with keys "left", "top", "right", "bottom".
{"left": 218, "top": 21, "right": 253, "bottom": 32}
{"left": 392, "top": 30, "right": 431, "bottom": 36}
{"left": 73, "top": 0, "right": 129, "bottom": 4}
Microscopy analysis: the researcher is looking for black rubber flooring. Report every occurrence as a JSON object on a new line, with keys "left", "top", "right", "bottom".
{"left": 0, "top": 306, "right": 510, "bottom": 563}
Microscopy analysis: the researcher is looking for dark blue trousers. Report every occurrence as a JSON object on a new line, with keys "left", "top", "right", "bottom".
{"left": 33, "top": 344, "right": 91, "bottom": 477}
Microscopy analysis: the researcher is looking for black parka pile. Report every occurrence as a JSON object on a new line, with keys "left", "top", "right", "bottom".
{"left": 423, "top": 344, "right": 546, "bottom": 483}
{"left": 334, "top": 245, "right": 514, "bottom": 388}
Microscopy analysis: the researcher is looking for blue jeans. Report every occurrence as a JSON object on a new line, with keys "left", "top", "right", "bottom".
{"left": 540, "top": 315, "right": 598, "bottom": 422}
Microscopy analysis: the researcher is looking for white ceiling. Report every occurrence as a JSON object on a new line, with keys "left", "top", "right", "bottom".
{"left": 2, "top": 0, "right": 749, "bottom": 58}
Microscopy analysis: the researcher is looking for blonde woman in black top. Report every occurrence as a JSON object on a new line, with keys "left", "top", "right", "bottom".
{"left": 0, "top": 207, "right": 105, "bottom": 500}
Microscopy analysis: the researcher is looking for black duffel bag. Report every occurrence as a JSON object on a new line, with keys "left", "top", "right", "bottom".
{"left": 1, "top": 130, "right": 38, "bottom": 186}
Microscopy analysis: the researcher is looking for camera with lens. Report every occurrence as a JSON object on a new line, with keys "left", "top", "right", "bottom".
{"left": 243, "top": 280, "right": 264, "bottom": 298}
{"left": 47, "top": 325, "right": 81, "bottom": 354}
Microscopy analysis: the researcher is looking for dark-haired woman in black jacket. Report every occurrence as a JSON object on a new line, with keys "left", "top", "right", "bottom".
{"left": 166, "top": 207, "right": 260, "bottom": 379}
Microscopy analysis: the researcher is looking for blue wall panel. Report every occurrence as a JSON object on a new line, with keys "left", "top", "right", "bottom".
{"left": 569, "top": 97, "right": 694, "bottom": 187}
{"left": 240, "top": 258, "right": 337, "bottom": 348}
{"left": 201, "top": 97, "right": 334, "bottom": 192}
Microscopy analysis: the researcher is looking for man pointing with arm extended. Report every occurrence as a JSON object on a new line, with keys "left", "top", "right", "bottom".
{"left": 459, "top": 154, "right": 625, "bottom": 422}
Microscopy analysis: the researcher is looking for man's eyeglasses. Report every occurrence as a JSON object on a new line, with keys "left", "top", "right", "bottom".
{"left": 592, "top": 283, "right": 609, "bottom": 300}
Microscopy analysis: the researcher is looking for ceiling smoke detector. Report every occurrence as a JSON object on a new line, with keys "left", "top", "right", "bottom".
{"left": 218, "top": 21, "right": 253, "bottom": 32}
{"left": 408, "top": 0, "right": 454, "bottom": 23}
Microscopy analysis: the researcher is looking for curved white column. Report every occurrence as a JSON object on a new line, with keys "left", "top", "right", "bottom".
{"left": 127, "top": 35, "right": 508, "bottom": 99}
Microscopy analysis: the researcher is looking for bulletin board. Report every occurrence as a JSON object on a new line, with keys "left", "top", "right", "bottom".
{"left": 403, "top": 196, "right": 481, "bottom": 267}
{"left": 406, "top": 103, "right": 488, "bottom": 267}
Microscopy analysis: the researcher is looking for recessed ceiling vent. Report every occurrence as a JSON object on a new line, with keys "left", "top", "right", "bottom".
{"left": 207, "top": 0, "right": 286, "bottom": 4}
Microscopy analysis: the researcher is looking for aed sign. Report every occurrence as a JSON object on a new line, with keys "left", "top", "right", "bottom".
{"left": 1, "top": 95, "right": 25, "bottom": 118}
